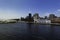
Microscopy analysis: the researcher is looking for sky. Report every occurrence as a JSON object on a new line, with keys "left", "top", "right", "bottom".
{"left": 0, "top": 0, "right": 60, "bottom": 19}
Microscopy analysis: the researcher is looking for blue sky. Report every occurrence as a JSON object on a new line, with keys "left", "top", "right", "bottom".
{"left": 0, "top": 0, "right": 60, "bottom": 19}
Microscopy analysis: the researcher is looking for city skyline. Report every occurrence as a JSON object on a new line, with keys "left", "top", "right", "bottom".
{"left": 0, "top": 0, "right": 60, "bottom": 19}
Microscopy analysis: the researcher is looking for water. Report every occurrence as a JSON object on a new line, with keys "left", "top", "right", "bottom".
{"left": 0, "top": 23, "right": 60, "bottom": 40}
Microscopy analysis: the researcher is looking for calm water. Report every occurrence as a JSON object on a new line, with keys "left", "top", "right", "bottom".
{"left": 0, "top": 23, "right": 60, "bottom": 40}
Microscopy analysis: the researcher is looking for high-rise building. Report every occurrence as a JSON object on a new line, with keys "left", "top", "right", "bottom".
{"left": 44, "top": 16, "right": 48, "bottom": 19}
{"left": 33, "top": 13, "right": 39, "bottom": 19}
{"left": 29, "top": 13, "right": 32, "bottom": 19}
{"left": 49, "top": 14, "right": 57, "bottom": 20}
{"left": 27, "top": 13, "right": 34, "bottom": 22}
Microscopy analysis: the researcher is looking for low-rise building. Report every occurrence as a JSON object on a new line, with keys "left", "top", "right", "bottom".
{"left": 5, "top": 19, "right": 17, "bottom": 23}
{"left": 34, "top": 18, "right": 51, "bottom": 24}
{"left": 33, "top": 13, "right": 51, "bottom": 24}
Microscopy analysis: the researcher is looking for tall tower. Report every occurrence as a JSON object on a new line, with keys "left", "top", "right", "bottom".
{"left": 28, "top": 8, "right": 33, "bottom": 22}
{"left": 28, "top": 8, "right": 32, "bottom": 19}
{"left": 29, "top": 13, "right": 32, "bottom": 19}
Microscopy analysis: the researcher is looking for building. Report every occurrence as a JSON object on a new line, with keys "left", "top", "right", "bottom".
{"left": 29, "top": 13, "right": 32, "bottom": 19}
{"left": 33, "top": 13, "right": 39, "bottom": 19}
{"left": 39, "top": 19, "right": 51, "bottom": 24}
{"left": 5, "top": 19, "right": 17, "bottom": 23}
{"left": 25, "top": 13, "right": 34, "bottom": 22}
{"left": 34, "top": 18, "right": 51, "bottom": 24}
{"left": 49, "top": 14, "right": 57, "bottom": 20}
{"left": 33, "top": 13, "right": 51, "bottom": 24}
{"left": 33, "top": 13, "right": 40, "bottom": 23}
{"left": 44, "top": 16, "right": 48, "bottom": 19}
{"left": 51, "top": 17, "right": 60, "bottom": 23}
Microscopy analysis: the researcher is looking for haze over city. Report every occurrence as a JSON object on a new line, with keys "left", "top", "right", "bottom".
{"left": 0, "top": 0, "right": 60, "bottom": 19}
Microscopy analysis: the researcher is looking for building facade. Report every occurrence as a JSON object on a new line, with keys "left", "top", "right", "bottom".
{"left": 33, "top": 13, "right": 51, "bottom": 24}
{"left": 34, "top": 18, "right": 51, "bottom": 24}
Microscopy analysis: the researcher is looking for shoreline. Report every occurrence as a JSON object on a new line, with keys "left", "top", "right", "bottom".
{"left": 19, "top": 22, "right": 60, "bottom": 25}
{"left": 0, "top": 21, "right": 60, "bottom": 26}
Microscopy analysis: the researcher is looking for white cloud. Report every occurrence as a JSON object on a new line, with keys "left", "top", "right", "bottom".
{"left": 42, "top": 12, "right": 54, "bottom": 17}
{"left": 57, "top": 9, "right": 60, "bottom": 12}
{"left": 44, "top": 12, "right": 51, "bottom": 16}
{"left": 43, "top": 9, "right": 60, "bottom": 17}
{"left": 54, "top": 9, "right": 60, "bottom": 17}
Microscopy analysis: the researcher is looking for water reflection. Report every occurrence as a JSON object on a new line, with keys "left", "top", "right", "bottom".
{"left": 32, "top": 24, "right": 39, "bottom": 34}
{"left": 52, "top": 25, "right": 60, "bottom": 40}
{"left": 49, "top": 25, "right": 55, "bottom": 40}
{"left": 0, "top": 23, "right": 60, "bottom": 40}
{"left": 32, "top": 24, "right": 47, "bottom": 40}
